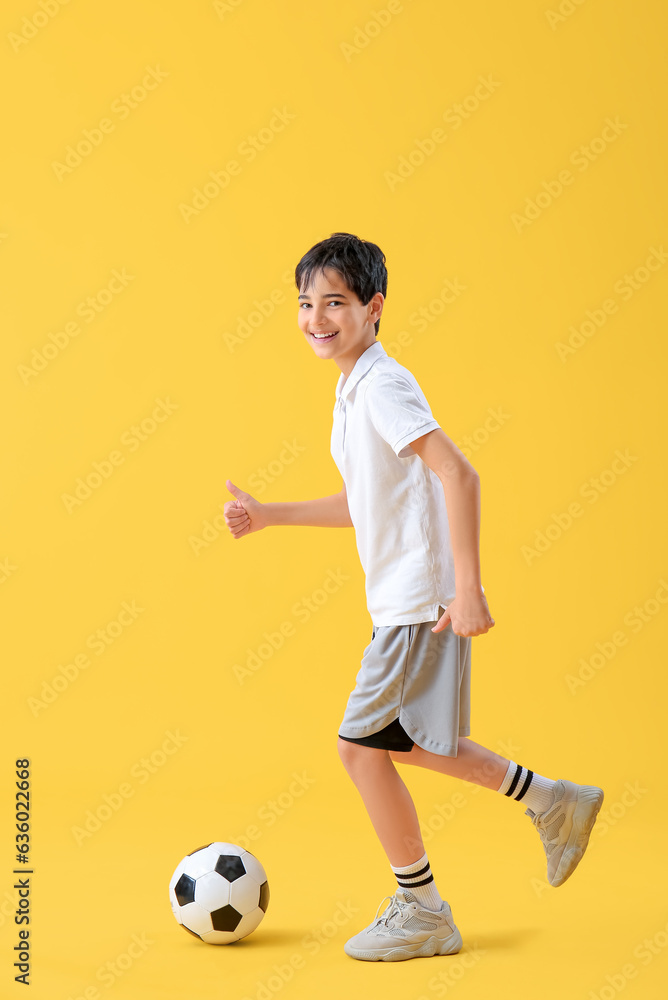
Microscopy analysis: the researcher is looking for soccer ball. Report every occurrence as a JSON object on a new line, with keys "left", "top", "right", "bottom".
{"left": 169, "top": 842, "right": 270, "bottom": 944}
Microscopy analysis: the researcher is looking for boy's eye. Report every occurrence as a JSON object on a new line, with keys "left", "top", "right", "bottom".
{"left": 299, "top": 300, "right": 342, "bottom": 308}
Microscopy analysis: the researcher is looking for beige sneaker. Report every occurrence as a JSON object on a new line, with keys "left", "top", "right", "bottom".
{"left": 343, "top": 888, "right": 462, "bottom": 962}
{"left": 526, "top": 779, "right": 604, "bottom": 886}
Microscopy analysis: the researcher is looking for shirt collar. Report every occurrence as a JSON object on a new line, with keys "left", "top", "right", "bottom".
{"left": 335, "top": 340, "right": 387, "bottom": 402}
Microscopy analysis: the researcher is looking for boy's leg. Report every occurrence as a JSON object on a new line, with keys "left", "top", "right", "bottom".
{"left": 336, "top": 737, "right": 424, "bottom": 866}
{"left": 389, "top": 736, "right": 604, "bottom": 888}
{"left": 336, "top": 736, "right": 463, "bottom": 962}
{"left": 390, "top": 736, "right": 579, "bottom": 808}
{"left": 389, "top": 736, "right": 509, "bottom": 789}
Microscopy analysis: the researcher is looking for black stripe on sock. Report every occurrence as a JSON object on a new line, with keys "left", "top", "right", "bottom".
{"left": 397, "top": 874, "right": 434, "bottom": 888}
{"left": 394, "top": 861, "right": 430, "bottom": 881}
{"left": 515, "top": 770, "right": 534, "bottom": 802}
{"left": 505, "top": 763, "right": 523, "bottom": 797}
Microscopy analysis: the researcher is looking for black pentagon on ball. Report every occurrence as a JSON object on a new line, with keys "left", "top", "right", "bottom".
{"left": 259, "top": 881, "right": 270, "bottom": 912}
{"left": 211, "top": 904, "right": 243, "bottom": 932}
{"left": 174, "top": 874, "right": 196, "bottom": 905}
{"left": 180, "top": 924, "right": 202, "bottom": 940}
{"left": 214, "top": 854, "right": 246, "bottom": 882}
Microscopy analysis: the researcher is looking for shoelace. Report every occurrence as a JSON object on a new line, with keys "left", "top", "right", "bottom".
{"left": 529, "top": 807, "right": 560, "bottom": 854}
{"left": 373, "top": 893, "right": 409, "bottom": 928}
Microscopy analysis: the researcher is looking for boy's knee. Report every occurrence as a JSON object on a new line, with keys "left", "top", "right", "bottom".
{"left": 337, "top": 736, "right": 384, "bottom": 771}
{"left": 337, "top": 736, "right": 359, "bottom": 768}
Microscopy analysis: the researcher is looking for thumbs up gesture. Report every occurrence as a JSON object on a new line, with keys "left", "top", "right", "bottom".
{"left": 224, "top": 480, "right": 268, "bottom": 539}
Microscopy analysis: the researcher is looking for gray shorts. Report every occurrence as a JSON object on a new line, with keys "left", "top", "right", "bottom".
{"left": 338, "top": 608, "right": 471, "bottom": 757}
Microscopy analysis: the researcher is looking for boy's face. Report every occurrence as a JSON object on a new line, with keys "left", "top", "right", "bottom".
{"left": 297, "top": 266, "right": 383, "bottom": 377}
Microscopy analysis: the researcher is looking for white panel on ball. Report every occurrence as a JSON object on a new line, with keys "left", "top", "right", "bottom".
{"left": 184, "top": 846, "right": 221, "bottom": 878}
{"left": 210, "top": 842, "right": 245, "bottom": 856}
{"left": 194, "top": 871, "right": 231, "bottom": 910}
{"left": 241, "top": 852, "right": 267, "bottom": 884}
{"left": 233, "top": 908, "right": 264, "bottom": 941}
{"left": 178, "top": 901, "right": 213, "bottom": 936}
{"left": 201, "top": 929, "right": 240, "bottom": 945}
{"left": 229, "top": 873, "right": 260, "bottom": 913}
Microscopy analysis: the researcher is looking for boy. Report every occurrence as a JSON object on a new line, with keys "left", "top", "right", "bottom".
{"left": 224, "top": 232, "right": 604, "bottom": 963}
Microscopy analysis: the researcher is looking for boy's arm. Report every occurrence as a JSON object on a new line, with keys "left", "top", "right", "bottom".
{"left": 264, "top": 482, "right": 353, "bottom": 528}
{"left": 408, "top": 428, "right": 495, "bottom": 637}
{"left": 224, "top": 479, "right": 353, "bottom": 538}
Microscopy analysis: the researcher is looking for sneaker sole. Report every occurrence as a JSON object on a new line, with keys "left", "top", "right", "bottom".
{"left": 343, "top": 925, "right": 463, "bottom": 962}
{"left": 551, "top": 784, "right": 604, "bottom": 887}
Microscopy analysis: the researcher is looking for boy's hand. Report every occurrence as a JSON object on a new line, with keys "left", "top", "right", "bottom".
{"left": 431, "top": 591, "right": 495, "bottom": 637}
{"left": 224, "top": 480, "right": 269, "bottom": 539}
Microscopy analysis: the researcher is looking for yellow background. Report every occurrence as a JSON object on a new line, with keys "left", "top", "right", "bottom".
{"left": 1, "top": 0, "right": 667, "bottom": 997}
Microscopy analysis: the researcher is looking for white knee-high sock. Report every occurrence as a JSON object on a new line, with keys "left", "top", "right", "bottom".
{"left": 497, "top": 760, "right": 557, "bottom": 814}
{"left": 390, "top": 852, "right": 443, "bottom": 911}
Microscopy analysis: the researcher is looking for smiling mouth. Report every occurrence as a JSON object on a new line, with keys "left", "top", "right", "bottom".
{"left": 310, "top": 331, "right": 339, "bottom": 341}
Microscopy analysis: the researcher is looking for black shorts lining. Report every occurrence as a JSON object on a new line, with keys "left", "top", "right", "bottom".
{"left": 338, "top": 717, "right": 414, "bottom": 752}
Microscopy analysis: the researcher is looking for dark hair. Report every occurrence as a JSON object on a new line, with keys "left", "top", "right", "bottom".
{"left": 295, "top": 232, "right": 388, "bottom": 336}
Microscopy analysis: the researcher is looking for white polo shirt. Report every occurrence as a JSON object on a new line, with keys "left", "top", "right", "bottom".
{"left": 330, "top": 340, "right": 469, "bottom": 627}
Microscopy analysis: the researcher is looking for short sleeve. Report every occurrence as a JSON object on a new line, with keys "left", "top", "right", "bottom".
{"left": 364, "top": 373, "right": 440, "bottom": 458}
